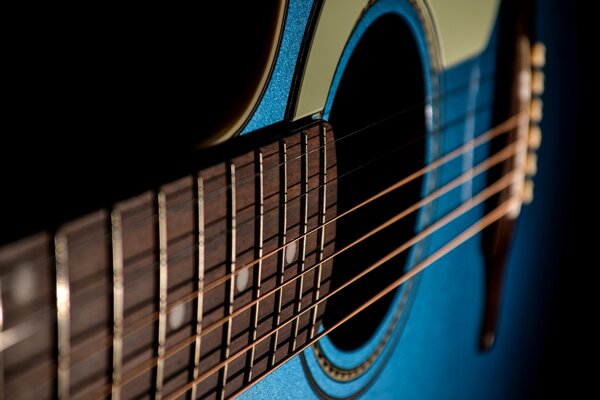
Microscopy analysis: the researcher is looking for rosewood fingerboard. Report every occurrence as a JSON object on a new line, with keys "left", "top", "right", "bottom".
{"left": 0, "top": 122, "right": 337, "bottom": 399}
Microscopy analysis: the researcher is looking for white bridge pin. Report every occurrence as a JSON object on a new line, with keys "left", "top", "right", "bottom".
{"left": 10, "top": 262, "right": 36, "bottom": 306}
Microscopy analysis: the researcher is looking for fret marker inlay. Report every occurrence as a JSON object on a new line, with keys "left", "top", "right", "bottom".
{"left": 9, "top": 262, "right": 35, "bottom": 306}
{"left": 285, "top": 242, "right": 297, "bottom": 265}
{"left": 168, "top": 303, "right": 186, "bottom": 331}
{"left": 236, "top": 268, "right": 249, "bottom": 292}
{"left": 155, "top": 191, "right": 168, "bottom": 400}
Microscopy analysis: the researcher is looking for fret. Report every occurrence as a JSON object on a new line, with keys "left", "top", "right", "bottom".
{"left": 247, "top": 150, "right": 264, "bottom": 383}
{"left": 55, "top": 232, "right": 70, "bottom": 399}
{"left": 156, "top": 177, "right": 198, "bottom": 397}
{"left": 115, "top": 192, "right": 156, "bottom": 400}
{"left": 190, "top": 176, "right": 205, "bottom": 400}
{"left": 269, "top": 141, "right": 288, "bottom": 367}
{"left": 219, "top": 162, "right": 236, "bottom": 400}
{"left": 310, "top": 124, "right": 328, "bottom": 339}
{"left": 111, "top": 211, "right": 124, "bottom": 400}
{"left": 291, "top": 132, "right": 309, "bottom": 351}
{"left": 155, "top": 191, "right": 168, "bottom": 399}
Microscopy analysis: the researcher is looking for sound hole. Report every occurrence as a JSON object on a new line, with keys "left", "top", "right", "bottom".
{"left": 324, "top": 14, "right": 426, "bottom": 350}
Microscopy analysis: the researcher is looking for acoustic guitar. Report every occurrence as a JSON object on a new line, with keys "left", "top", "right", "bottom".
{"left": 0, "top": 0, "right": 564, "bottom": 398}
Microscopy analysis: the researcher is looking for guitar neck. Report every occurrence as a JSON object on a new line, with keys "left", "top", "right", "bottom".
{"left": 0, "top": 122, "right": 337, "bottom": 399}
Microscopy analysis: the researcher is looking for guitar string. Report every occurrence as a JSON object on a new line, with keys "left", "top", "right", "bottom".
{"left": 226, "top": 196, "right": 519, "bottom": 400}
{"left": 70, "top": 110, "right": 517, "bottom": 354}
{"left": 199, "top": 112, "right": 523, "bottom": 292}
{"left": 5, "top": 118, "right": 526, "bottom": 399}
{"left": 87, "top": 141, "right": 526, "bottom": 398}
{"left": 187, "top": 102, "right": 492, "bottom": 248}
{"left": 0, "top": 122, "right": 524, "bottom": 400}
{"left": 0, "top": 111, "right": 523, "bottom": 359}
{"left": 0, "top": 88, "right": 496, "bottom": 368}
{"left": 105, "top": 98, "right": 490, "bottom": 270}
{"left": 175, "top": 138, "right": 525, "bottom": 341}
{"left": 148, "top": 192, "right": 522, "bottom": 400}
{"left": 69, "top": 129, "right": 522, "bottom": 375}
{"left": 0, "top": 71, "right": 495, "bottom": 274}
{"left": 86, "top": 165, "right": 520, "bottom": 399}
{"left": 3, "top": 101, "right": 488, "bottom": 345}
{"left": 0, "top": 98, "right": 492, "bottom": 327}
{"left": 68, "top": 101, "right": 493, "bottom": 314}
{"left": 0, "top": 108, "right": 434, "bottom": 354}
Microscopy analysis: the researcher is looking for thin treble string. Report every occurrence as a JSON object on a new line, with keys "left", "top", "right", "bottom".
{"left": 88, "top": 138, "right": 526, "bottom": 396}
{"left": 67, "top": 113, "right": 433, "bottom": 313}
{"left": 200, "top": 101, "right": 494, "bottom": 247}
{"left": 201, "top": 112, "right": 525, "bottom": 293}
{"left": 12, "top": 131, "right": 519, "bottom": 400}
{"left": 9, "top": 71, "right": 496, "bottom": 269}
{"left": 0, "top": 104, "right": 488, "bottom": 360}
{"left": 186, "top": 68, "right": 496, "bottom": 203}
{"left": 188, "top": 139, "right": 526, "bottom": 340}
{"left": 67, "top": 100, "right": 497, "bottom": 305}
{"left": 9, "top": 100, "right": 494, "bottom": 317}
{"left": 0, "top": 110, "right": 524, "bottom": 356}
{"left": 113, "top": 72, "right": 496, "bottom": 238}
{"left": 114, "top": 172, "right": 523, "bottom": 400}
{"left": 73, "top": 109, "right": 522, "bottom": 347}
{"left": 124, "top": 93, "right": 491, "bottom": 252}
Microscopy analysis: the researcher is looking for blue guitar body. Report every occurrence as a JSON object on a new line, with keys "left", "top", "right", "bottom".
{"left": 237, "top": 0, "right": 564, "bottom": 398}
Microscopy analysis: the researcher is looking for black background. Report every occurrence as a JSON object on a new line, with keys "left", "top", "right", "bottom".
{"left": 533, "top": 0, "right": 590, "bottom": 397}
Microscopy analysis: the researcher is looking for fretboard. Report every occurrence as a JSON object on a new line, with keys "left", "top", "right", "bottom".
{"left": 0, "top": 122, "right": 337, "bottom": 399}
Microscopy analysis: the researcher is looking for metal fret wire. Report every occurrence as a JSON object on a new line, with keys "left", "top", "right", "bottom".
{"left": 155, "top": 192, "right": 168, "bottom": 399}
{"left": 111, "top": 211, "right": 124, "bottom": 400}
{"left": 190, "top": 176, "right": 205, "bottom": 400}
{"left": 269, "top": 141, "right": 288, "bottom": 367}
{"left": 291, "top": 132, "right": 310, "bottom": 351}
{"left": 310, "top": 124, "right": 328, "bottom": 339}
{"left": 219, "top": 163, "right": 236, "bottom": 400}
{"left": 247, "top": 150, "right": 264, "bottom": 383}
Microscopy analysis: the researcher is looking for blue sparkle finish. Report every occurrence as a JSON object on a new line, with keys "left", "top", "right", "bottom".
{"left": 241, "top": 0, "right": 314, "bottom": 134}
